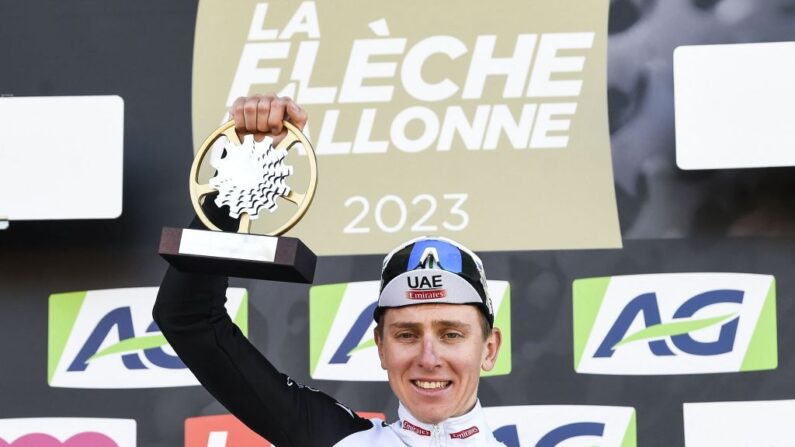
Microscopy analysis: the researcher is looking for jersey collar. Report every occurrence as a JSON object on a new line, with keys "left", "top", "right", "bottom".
{"left": 396, "top": 400, "right": 494, "bottom": 443}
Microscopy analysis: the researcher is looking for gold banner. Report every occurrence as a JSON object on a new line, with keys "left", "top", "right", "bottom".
{"left": 192, "top": 0, "right": 621, "bottom": 255}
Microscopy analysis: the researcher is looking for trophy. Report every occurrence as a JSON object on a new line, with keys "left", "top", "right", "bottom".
{"left": 159, "top": 120, "right": 318, "bottom": 283}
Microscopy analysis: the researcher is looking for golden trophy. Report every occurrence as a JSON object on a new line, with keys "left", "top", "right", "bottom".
{"left": 159, "top": 120, "right": 318, "bottom": 283}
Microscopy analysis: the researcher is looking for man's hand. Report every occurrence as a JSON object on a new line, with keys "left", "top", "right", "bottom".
{"left": 230, "top": 93, "right": 308, "bottom": 145}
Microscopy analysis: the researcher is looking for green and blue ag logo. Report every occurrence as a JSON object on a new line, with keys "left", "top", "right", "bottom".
{"left": 573, "top": 273, "right": 777, "bottom": 375}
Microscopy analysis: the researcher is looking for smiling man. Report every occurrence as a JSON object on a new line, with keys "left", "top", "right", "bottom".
{"left": 154, "top": 95, "right": 505, "bottom": 446}
{"left": 374, "top": 236, "right": 503, "bottom": 439}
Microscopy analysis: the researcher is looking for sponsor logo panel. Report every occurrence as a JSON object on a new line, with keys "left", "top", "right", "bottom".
{"left": 683, "top": 399, "right": 795, "bottom": 447}
{"left": 186, "top": 415, "right": 271, "bottom": 447}
{"left": 48, "top": 287, "right": 248, "bottom": 389}
{"left": 357, "top": 412, "right": 387, "bottom": 420}
{"left": 0, "top": 418, "right": 135, "bottom": 447}
{"left": 573, "top": 273, "right": 777, "bottom": 375}
{"left": 185, "top": 412, "right": 386, "bottom": 446}
{"left": 309, "top": 280, "right": 511, "bottom": 381}
{"left": 484, "top": 405, "right": 636, "bottom": 447}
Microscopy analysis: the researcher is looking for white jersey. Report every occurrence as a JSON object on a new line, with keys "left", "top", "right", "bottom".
{"left": 339, "top": 401, "right": 505, "bottom": 446}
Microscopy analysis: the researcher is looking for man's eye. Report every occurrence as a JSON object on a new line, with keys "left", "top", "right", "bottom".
{"left": 443, "top": 332, "right": 463, "bottom": 339}
{"left": 396, "top": 332, "right": 417, "bottom": 339}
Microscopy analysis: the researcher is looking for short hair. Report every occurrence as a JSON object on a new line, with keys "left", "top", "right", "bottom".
{"left": 374, "top": 304, "right": 492, "bottom": 341}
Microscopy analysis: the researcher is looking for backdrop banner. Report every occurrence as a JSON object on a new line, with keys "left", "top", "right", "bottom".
{"left": 192, "top": 0, "right": 621, "bottom": 255}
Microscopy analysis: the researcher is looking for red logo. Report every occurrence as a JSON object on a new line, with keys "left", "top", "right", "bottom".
{"left": 357, "top": 412, "right": 386, "bottom": 420}
{"left": 402, "top": 421, "right": 431, "bottom": 436}
{"left": 185, "top": 412, "right": 385, "bottom": 446}
{"left": 450, "top": 426, "right": 480, "bottom": 439}
{"left": 406, "top": 289, "right": 447, "bottom": 300}
{"left": 185, "top": 415, "right": 271, "bottom": 447}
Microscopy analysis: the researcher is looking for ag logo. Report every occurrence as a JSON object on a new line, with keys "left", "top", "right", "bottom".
{"left": 484, "top": 405, "right": 636, "bottom": 447}
{"left": 48, "top": 287, "right": 248, "bottom": 388}
{"left": 0, "top": 418, "right": 135, "bottom": 447}
{"left": 573, "top": 273, "right": 777, "bottom": 375}
{"left": 309, "top": 280, "right": 511, "bottom": 381}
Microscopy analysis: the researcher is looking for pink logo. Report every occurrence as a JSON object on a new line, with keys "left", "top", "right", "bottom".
{"left": 0, "top": 433, "right": 119, "bottom": 447}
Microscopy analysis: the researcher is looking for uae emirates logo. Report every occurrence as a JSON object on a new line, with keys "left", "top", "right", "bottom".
{"left": 406, "top": 274, "right": 447, "bottom": 300}
{"left": 450, "top": 426, "right": 480, "bottom": 439}
{"left": 402, "top": 421, "right": 431, "bottom": 436}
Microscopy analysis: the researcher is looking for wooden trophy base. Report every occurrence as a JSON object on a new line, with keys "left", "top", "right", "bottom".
{"left": 159, "top": 227, "right": 316, "bottom": 283}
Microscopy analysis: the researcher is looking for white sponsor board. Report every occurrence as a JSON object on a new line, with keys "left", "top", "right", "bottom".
{"left": 0, "top": 95, "right": 124, "bottom": 221}
{"left": 310, "top": 280, "right": 510, "bottom": 381}
{"left": 49, "top": 287, "right": 247, "bottom": 389}
{"left": 0, "top": 418, "right": 136, "bottom": 447}
{"left": 683, "top": 399, "right": 795, "bottom": 447}
{"left": 575, "top": 273, "right": 776, "bottom": 375}
{"left": 483, "top": 405, "right": 636, "bottom": 446}
{"left": 674, "top": 41, "right": 795, "bottom": 169}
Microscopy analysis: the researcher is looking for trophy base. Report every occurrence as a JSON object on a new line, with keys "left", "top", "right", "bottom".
{"left": 159, "top": 227, "right": 316, "bottom": 283}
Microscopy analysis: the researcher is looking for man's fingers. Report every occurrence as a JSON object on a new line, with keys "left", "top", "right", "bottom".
{"left": 284, "top": 98, "right": 308, "bottom": 131}
{"left": 268, "top": 98, "right": 289, "bottom": 145}
{"left": 255, "top": 98, "right": 271, "bottom": 142}
{"left": 231, "top": 96, "right": 248, "bottom": 141}
{"left": 268, "top": 99, "right": 286, "bottom": 136}
{"left": 230, "top": 93, "right": 308, "bottom": 144}
{"left": 243, "top": 96, "right": 260, "bottom": 133}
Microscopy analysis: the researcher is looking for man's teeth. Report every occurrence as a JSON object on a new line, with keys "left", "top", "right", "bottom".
{"left": 414, "top": 380, "right": 450, "bottom": 389}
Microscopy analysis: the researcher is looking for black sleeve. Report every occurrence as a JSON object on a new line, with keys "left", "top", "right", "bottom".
{"left": 152, "top": 218, "right": 372, "bottom": 447}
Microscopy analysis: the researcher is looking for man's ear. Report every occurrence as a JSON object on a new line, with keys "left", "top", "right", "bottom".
{"left": 374, "top": 328, "right": 386, "bottom": 370}
{"left": 481, "top": 328, "right": 502, "bottom": 371}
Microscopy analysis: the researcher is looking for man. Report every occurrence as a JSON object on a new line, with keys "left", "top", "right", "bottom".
{"left": 154, "top": 94, "right": 505, "bottom": 446}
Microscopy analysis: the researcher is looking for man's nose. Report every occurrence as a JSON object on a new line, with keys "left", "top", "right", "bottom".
{"left": 417, "top": 336, "right": 442, "bottom": 369}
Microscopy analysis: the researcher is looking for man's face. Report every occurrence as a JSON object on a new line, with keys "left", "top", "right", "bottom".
{"left": 374, "top": 303, "right": 501, "bottom": 424}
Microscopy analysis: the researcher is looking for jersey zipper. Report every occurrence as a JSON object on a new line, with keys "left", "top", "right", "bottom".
{"left": 430, "top": 424, "right": 445, "bottom": 446}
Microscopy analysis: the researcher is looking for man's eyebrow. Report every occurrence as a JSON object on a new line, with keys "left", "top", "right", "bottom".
{"left": 387, "top": 320, "right": 472, "bottom": 330}
{"left": 387, "top": 322, "right": 422, "bottom": 330}
{"left": 433, "top": 320, "right": 472, "bottom": 330}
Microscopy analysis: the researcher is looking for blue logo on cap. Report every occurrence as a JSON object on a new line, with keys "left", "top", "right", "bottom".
{"left": 407, "top": 240, "right": 462, "bottom": 273}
